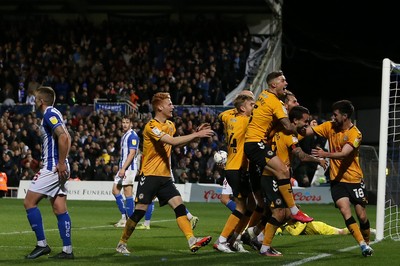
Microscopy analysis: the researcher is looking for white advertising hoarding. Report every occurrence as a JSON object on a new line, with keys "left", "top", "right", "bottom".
{"left": 17, "top": 180, "right": 332, "bottom": 204}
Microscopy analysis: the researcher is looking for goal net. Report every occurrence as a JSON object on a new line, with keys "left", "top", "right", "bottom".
{"left": 376, "top": 58, "right": 400, "bottom": 241}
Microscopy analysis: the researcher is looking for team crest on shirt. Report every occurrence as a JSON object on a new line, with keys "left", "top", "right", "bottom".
{"left": 138, "top": 193, "right": 144, "bottom": 200}
{"left": 49, "top": 116, "right": 58, "bottom": 125}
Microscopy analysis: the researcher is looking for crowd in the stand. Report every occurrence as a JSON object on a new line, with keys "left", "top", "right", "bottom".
{"left": 0, "top": 16, "right": 250, "bottom": 111}
{"left": 0, "top": 16, "right": 324, "bottom": 189}
{"left": 0, "top": 15, "right": 252, "bottom": 188}
{"left": 0, "top": 106, "right": 228, "bottom": 187}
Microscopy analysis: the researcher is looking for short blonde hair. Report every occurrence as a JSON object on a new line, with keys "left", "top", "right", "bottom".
{"left": 151, "top": 92, "right": 171, "bottom": 110}
{"left": 233, "top": 94, "right": 254, "bottom": 111}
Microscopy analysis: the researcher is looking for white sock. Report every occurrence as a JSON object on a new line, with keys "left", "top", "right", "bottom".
{"left": 247, "top": 226, "right": 256, "bottom": 238}
{"left": 63, "top": 245, "right": 72, "bottom": 254}
{"left": 37, "top": 240, "right": 47, "bottom": 247}
{"left": 260, "top": 244, "right": 270, "bottom": 253}
{"left": 257, "top": 232, "right": 264, "bottom": 243}
{"left": 218, "top": 236, "right": 227, "bottom": 243}
{"left": 290, "top": 206, "right": 299, "bottom": 215}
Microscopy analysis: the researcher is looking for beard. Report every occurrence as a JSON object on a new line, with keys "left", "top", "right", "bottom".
{"left": 332, "top": 120, "right": 342, "bottom": 129}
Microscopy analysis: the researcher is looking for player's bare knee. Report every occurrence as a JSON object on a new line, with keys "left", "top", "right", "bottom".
{"left": 271, "top": 208, "right": 287, "bottom": 223}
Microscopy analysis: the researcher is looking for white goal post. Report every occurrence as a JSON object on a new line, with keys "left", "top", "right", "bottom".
{"left": 376, "top": 58, "right": 400, "bottom": 241}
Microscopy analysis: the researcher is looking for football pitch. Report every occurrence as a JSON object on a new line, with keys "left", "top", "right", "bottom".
{"left": 0, "top": 199, "right": 398, "bottom": 265}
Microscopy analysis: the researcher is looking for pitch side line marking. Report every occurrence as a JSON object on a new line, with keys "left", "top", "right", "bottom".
{"left": 283, "top": 241, "right": 377, "bottom": 266}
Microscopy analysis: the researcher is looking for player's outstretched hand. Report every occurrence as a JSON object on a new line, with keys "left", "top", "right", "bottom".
{"left": 196, "top": 123, "right": 211, "bottom": 131}
{"left": 196, "top": 128, "right": 215, "bottom": 138}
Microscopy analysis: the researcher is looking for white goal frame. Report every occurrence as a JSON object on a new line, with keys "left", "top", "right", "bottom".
{"left": 376, "top": 58, "right": 390, "bottom": 241}
{"left": 376, "top": 58, "right": 398, "bottom": 241}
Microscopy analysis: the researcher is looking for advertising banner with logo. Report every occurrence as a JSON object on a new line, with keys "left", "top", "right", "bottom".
{"left": 17, "top": 181, "right": 332, "bottom": 204}
{"left": 184, "top": 183, "right": 332, "bottom": 204}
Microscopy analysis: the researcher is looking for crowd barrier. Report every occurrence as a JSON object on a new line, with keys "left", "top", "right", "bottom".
{"left": 16, "top": 180, "right": 332, "bottom": 204}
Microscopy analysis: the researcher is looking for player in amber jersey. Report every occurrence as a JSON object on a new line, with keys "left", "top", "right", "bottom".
{"left": 214, "top": 92, "right": 255, "bottom": 253}
{"left": 268, "top": 106, "right": 326, "bottom": 172}
{"left": 221, "top": 104, "right": 252, "bottom": 171}
{"left": 218, "top": 108, "right": 238, "bottom": 213}
{"left": 255, "top": 106, "right": 327, "bottom": 256}
{"left": 244, "top": 71, "right": 312, "bottom": 224}
{"left": 116, "top": 92, "right": 214, "bottom": 255}
{"left": 304, "top": 99, "right": 373, "bottom": 257}
{"left": 241, "top": 89, "right": 301, "bottom": 250}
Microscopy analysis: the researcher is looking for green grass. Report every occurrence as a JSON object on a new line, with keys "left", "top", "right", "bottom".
{"left": 0, "top": 199, "right": 398, "bottom": 265}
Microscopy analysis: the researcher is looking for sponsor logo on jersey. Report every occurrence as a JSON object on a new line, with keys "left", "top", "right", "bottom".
{"left": 50, "top": 116, "right": 58, "bottom": 125}
{"left": 151, "top": 126, "right": 162, "bottom": 137}
{"left": 354, "top": 137, "right": 361, "bottom": 148}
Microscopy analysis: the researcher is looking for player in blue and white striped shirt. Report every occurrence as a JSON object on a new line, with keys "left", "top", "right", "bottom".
{"left": 24, "top": 86, "right": 74, "bottom": 259}
{"left": 113, "top": 115, "right": 140, "bottom": 227}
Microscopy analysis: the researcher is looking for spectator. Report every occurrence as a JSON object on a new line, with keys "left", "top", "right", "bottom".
{"left": 19, "top": 161, "right": 36, "bottom": 180}
{"left": 193, "top": 148, "right": 207, "bottom": 170}
{"left": 20, "top": 153, "right": 40, "bottom": 173}
{"left": 69, "top": 161, "right": 82, "bottom": 181}
{"left": 188, "top": 160, "right": 203, "bottom": 183}
{"left": 67, "top": 91, "right": 78, "bottom": 106}
{"left": 199, "top": 167, "right": 215, "bottom": 183}
{"left": 0, "top": 151, "right": 18, "bottom": 187}
{"left": 25, "top": 88, "right": 36, "bottom": 106}
{"left": 173, "top": 159, "right": 190, "bottom": 184}
{"left": 171, "top": 146, "right": 185, "bottom": 170}
{"left": 99, "top": 149, "right": 111, "bottom": 164}
{"left": 17, "top": 82, "right": 26, "bottom": 103}
{"left": 80, "top": 158, "right": 94, "bottom": 181}
{"left": 93, "top": 158, "right": 109, "bottom": 181}
{"left": 0, "top": 171, "right": 8, "bottom": 198}
{"left": 213, "top": 169, "right": 224, "bottom": 185}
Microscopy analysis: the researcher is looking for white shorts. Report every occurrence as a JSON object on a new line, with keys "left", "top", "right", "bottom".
{"left": 29, "top": 168, "right": 68, "bottom": 198}
{"left": 221, "top": 178, "right": 233, "bottom": 195}
{"left": 114, "top": 169, "right": 137, "bottom": 186}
